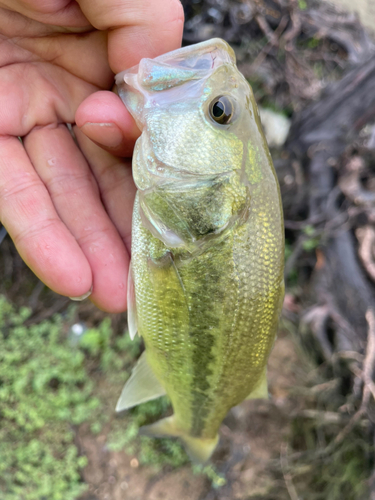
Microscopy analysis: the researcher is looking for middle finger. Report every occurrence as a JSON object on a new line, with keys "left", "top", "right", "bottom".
{"left": 74, "top": 126, "right": 136, "bottom": 253}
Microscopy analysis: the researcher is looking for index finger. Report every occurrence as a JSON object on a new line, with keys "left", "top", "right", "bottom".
{"left": 76, "top": 0, "right": 184, "bottom": 72}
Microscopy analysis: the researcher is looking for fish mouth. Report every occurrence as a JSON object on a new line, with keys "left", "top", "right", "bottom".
{"left": 115, "top": 38, "right": 235, "bottom": 92}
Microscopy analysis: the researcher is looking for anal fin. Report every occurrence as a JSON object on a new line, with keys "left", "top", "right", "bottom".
{"left": 246, "top": 368, "right": 269, "bottom": 400}
{"left": 127, "top": 261, "right": 138, "bottom": 340}
{"left": 116, "top": 351, "right": 166, "bottom": 412}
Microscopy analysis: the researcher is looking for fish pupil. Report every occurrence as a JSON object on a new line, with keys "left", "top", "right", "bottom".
{"left": 213, "top": 101, "right": 224, "bottom": 118}
{"left": 209, "top": 96, "right": 234, "bottom": 125}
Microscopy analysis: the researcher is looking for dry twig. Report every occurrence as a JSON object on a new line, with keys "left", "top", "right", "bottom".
{"left": 326, "top": 309, "right": 375, "bottom": 451}
{"left": 280, "top": 443, "right": 300, "bottom": 500}
{"left": 357, "top": 227, "right": 375, "bottom": 283}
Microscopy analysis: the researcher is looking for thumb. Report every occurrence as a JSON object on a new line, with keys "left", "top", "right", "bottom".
{"left": 75, "top": 91, "right": 140, "bottom": 157}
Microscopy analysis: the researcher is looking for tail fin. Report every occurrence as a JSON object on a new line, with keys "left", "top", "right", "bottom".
{"left": 139, "top": 415, "right": 219, "bottom": 464}
{"left": 181, "top": 434, "right": 219, "bottom": 464}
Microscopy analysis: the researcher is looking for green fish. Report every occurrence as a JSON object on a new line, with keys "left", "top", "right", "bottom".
{"left": 115, "top": 38, "right": 284, "bottom": 464}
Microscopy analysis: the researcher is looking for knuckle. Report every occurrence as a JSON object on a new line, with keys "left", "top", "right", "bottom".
{"left": 0, "top": 174, "right": 41, "bottom": 201}
{"left": 76, "top": 224, "right": 112, "bottom": 247}
{"left": 47, "top": 171, "right": 98, "bottom": 199}
{"left": 13, "top": 217, "right": 58, "bottom": 247}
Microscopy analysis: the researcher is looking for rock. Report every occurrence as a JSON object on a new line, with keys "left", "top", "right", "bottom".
{"left": 259, "top": 107, "right": 291, "bottom": 148}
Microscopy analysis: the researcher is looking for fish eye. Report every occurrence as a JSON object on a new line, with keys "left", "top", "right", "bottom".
{"left": 209, "top": 95, "right": 234, "bottom": 125}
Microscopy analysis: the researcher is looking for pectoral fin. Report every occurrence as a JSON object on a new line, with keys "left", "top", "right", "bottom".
{"left": 246, "top": 368, "right": 269, "bottom": 400}
{"left": 139, "top": 415, "right": 219, "bottom": 464}
{"left": 127, "top": 262, "right": 138, "bottom": 340}
{"left": 116, "top": 351, "right": 166, "bottom": 412}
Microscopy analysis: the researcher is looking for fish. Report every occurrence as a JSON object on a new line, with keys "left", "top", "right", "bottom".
{"left": 115, "top": 38, "right": 285, "bottom": 464}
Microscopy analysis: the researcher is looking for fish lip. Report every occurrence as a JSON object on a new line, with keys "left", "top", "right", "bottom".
{"left": 115, "top": 38, "right": 236, "bottom": 87}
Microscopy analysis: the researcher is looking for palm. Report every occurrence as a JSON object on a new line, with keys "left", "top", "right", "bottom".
{"left": 0, "top": 0, "right": 184, "bottom": 312}
{"left": 0, "top": 7, "right": 135, "bottom": 312}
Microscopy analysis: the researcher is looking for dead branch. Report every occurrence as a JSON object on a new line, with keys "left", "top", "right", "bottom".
{"left": 287, "top": 53, "right": 375, "bottom": 347}
{"left": 281, "top": 443, "right": 300, "bottom": 500}
{"left": 356, "top": 226, "right": 375, "bottom": 283}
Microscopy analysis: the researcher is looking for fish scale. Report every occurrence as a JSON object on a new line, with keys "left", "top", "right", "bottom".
{"left": 115, "top": 38, "right": 285, "bottom": 463}
{"left": 148, "top": 108, "right": 244, "bottom": 175}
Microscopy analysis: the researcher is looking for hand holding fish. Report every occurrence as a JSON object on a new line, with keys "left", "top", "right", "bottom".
{"left": 0, "top": 0, "right": 184, "bottom": 311}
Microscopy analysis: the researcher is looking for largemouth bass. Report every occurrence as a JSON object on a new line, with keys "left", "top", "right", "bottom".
{"left": 115, "top": 38, "right": 285, "bottom": 463}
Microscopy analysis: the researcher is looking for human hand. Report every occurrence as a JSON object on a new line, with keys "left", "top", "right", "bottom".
{"left": 0, "top": 0, "right": 184, "bottom": 312}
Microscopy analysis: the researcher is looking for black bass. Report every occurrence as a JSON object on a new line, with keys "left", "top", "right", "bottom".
{"left": 115, "top": 38, "right": 284, "bottom": 463}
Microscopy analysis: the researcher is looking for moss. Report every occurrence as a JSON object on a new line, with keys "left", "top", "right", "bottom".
{"left": 0, "top": 292, "right": 192, "bottom": 499}
{"left": 108, "top": 396, "right": 188, "bottom": 469}
{"left": 0, "top": 296, "right": 140, "bottom": 499}
{"left": 0, "top": 296, "right": 94, "bottom": 499}
{"left": 289, "top": 420, "right": 371, "bottom": 500}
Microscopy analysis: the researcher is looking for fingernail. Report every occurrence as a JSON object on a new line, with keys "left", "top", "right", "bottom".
{"left": 81, "top": 122, "right": 123, "bottom": 148}
{"left": 70, "top": 286, "right": 93, "bottom": 301}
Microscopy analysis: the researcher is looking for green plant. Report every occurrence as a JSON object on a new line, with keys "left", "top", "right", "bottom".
{"left": 0, "top": 292, "right": 190, "bottom": 500}
{"left": 288, "top": 418, "right": 371, "bottom": 500}
{"left": 302, "top": 224, "right": 321, "bottom": 251}
{"left": 0, "top": 296, "right": 98, "bottom": 499}
{"left": 192, "top": 464, "right": 227, "bottom": 489}
{"left": 0, "top": 296, "right": 142, "bottom": 500}
{"left": 307, "top": 36, "right": 320, "bottom": 49}
{"left": 108, "top": 396, "right": 188, "bottom": 469}
{"left": 79, "top": 317, "right": 141, "bottom": 375}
